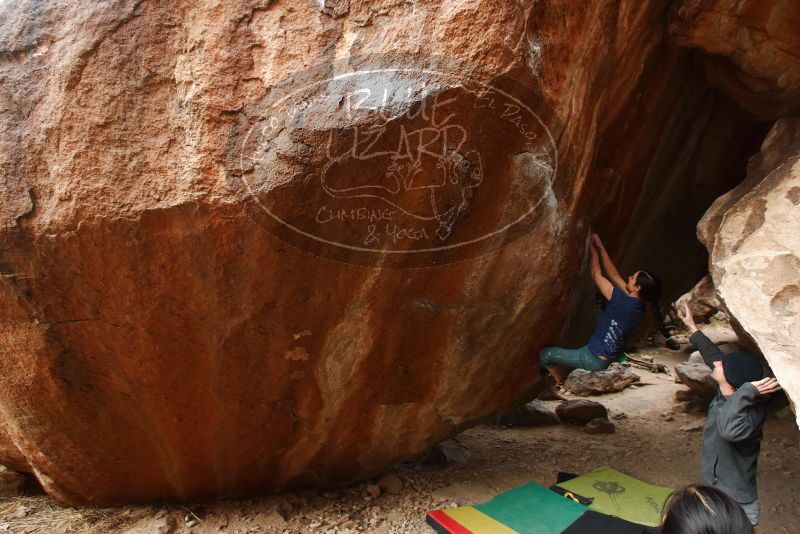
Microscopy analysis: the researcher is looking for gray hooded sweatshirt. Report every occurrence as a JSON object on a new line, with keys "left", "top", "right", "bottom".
{"left": 690, "top": 330, "right": 766, "bottom": 503}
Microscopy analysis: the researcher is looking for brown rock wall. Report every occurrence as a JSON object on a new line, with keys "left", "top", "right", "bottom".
{"left": 0, "top": 0, "right": 790, "bottom": 505}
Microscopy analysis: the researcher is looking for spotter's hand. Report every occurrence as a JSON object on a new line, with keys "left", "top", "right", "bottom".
{"left": 750, "top": 377, "right": 780, "bottom": 396}
{"left": 678, "top": 302, "right": 698, "bottom": 333}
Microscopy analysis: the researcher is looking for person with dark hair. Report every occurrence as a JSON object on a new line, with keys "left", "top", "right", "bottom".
{"left": 678, "top": 302, "right": 780, "bottom": 526}
{"left": 660, "top": 484, "right": 754, "bottom": 534}
{"left": 539, "top": 233, "right": 664, "bottom": 384}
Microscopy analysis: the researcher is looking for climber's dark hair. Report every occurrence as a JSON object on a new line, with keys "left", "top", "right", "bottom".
{"left": 636, "top": 270, "right": 661, "bottom": 302}
{"left": 636, "top": 270, "right": 673, "bottom": 346}
{"left": 660, "top": 484, "right": 753, "bottom": 534}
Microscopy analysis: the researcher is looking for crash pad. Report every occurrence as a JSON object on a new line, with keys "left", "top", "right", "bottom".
{"left": 427, "top": 482, "right": 587, "bottom": 534}
{"left": 426, "top": 479, "right": 658, "bottom": 533}
{"left": 555, "top": 467, "right": 671, "bottom": 527}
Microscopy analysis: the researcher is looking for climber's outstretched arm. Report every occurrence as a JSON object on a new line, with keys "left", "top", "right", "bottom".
{"left": 589, "top": 237, "right": 613, "bottom": 300}
{"left": 591, "top": 233, "right": 626, "bottom": 290}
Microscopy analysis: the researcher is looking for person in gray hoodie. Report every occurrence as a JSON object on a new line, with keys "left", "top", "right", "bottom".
{"left": 678, "top": 302, "right": 780, "bottom": 526}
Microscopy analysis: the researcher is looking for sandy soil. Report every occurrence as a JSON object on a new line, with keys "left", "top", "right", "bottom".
{"left": 1, "top": 345, "right": 798, "bottom": 534}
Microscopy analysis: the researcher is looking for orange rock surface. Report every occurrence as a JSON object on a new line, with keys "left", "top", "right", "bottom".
{"left": 0, "top": 0, "right": 795, "bottom": 505}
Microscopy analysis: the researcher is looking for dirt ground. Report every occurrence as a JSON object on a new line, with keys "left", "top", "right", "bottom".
{"left": 1, "top": 345, "right": 798, "bottom": 534}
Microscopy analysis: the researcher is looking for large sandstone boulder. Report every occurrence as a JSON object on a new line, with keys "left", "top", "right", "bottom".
{"left": 0, "top": 0, "right": 792, "bottom": 505}
{"left": 699, "top": 117, "right": 800, "bottom": 426}
{"left": 669, "top": 0, "right": 800, "bottom": 119}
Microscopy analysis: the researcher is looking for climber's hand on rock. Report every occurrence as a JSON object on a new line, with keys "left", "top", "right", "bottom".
{"left": 588, "top": 238, "right": 599, "bottom": 258}
{"left": 679, "top": 302, "right": 698, "bottom": 333}
{"left": 590, "top": 233, "right": 605, "bottom": 251}
{"left": 751, "top": 377, "right": 780, "bottom": 396}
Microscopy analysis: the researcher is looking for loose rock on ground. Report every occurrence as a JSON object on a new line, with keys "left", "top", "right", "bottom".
{"left": 585, "top": 418, "right": 616, "bottom": 434}
{"left": 564, "top": 363, "right": 640, "bottom": 396}
{"left": 555, "top": 400, "right": 608, "bottom": 425}
{"left": 377, "top": 474, "right": 403, "bottom": 495}
{"left": 493, "top": 401, "right": 560, "bottom": 427}
{"left": 674, "top": 354, "right": 717, "bottom": 401}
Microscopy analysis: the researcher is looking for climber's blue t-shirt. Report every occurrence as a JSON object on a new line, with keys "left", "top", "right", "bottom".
{"left": 587, "top": 287, "right": 645, "bottom": 357}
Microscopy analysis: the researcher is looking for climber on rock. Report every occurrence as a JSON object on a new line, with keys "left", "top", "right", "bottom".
{"left": 539, "top": 232, "right": 667, "bottom": 384}
{"left": 678, "top": 302, "right": 779, "bottom": 527}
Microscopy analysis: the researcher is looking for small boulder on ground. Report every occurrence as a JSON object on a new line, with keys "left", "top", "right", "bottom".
{"left": 493, "top": 400, "right": 560, "bottom": 427}
{"left": 585, "top": 418, "right": 616, "bottom": 434}
{"left": 674, "top": 360, "right": 717, "bottom": 400}
{"left": 0, "top": 466, "right": 24, "bottom": 498}
{"left": 555, "top": 400, "right": 608, "bottom": 425}
{"left": 12, "top": 504, "right": 33, "bottom": 519}
{"left": 413, "top": 438, "right": 471, "bottom": 468}
{"left": 366, "top": 484, "right": 381, "bottom": 498}
{"left": 377, "top": 474, "right": 403, "bottom": 494}
{"left": 564, "top": 363, "right": 640, "bottom": 396}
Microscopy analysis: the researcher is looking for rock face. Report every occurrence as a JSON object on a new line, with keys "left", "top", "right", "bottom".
{"left": 669, "top": 0, "right": 800, "bottom": 120}
{"left": 564, "top": 363, "right": 640, "bottom": 396}
{"left": 0, "top": 0, "right": 793, "bottom": 505}
{"left": 699, "top": 117, "right": 800, "bottom": 426}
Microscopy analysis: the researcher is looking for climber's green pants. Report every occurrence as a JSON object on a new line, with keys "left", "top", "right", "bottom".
{"left": 539, "top": 308, "right": 611, "bottom": 371}
{"left": 538, "top": 345, "right": 610, "bottom": 371}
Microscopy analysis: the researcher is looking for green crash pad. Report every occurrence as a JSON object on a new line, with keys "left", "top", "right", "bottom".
{"left": 427, "top": 481, "right": 589, "bottom": 534}
{"left": 473, "top": 482, "right": 588, "bottom": 533}
{"left": 555, "top": 467, "right": 672, "bottom": 527}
